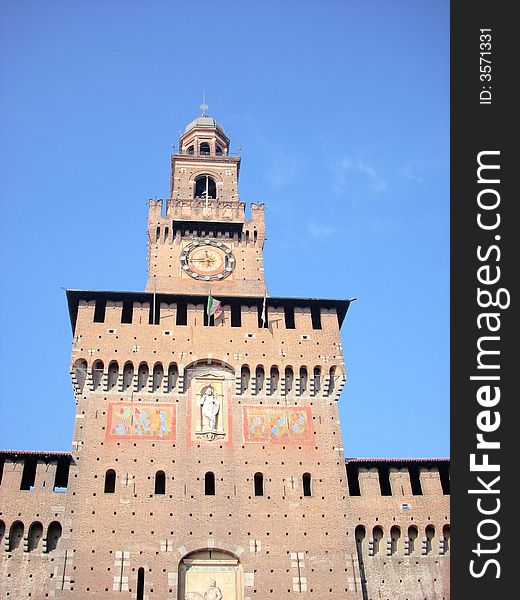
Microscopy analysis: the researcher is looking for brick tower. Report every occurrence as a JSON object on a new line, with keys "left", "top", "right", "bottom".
{"left": 64, "top": 108, "right": 358, "bottom": 598}
{"left": 0, "top": 108, "right": 450, "bottom": 599}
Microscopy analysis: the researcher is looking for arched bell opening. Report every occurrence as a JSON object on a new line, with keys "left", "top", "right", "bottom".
{"left": 195, "top": 175, "right": 217, "bottom": 199}
{"left": 199, "top": 142, "right": 211, "bottom": 156}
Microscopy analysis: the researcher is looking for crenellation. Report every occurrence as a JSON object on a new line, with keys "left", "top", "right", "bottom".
{"left": 419, "top": 467, "right": 445, "bottom": 496}
{"left": 389, "top": 467, "right": 414, "bottom": 496}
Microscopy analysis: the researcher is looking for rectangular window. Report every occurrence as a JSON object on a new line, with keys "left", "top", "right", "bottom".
{"left": 346, "top": 463, "right": 361, "bottom": 496}
{"left": 231, "top": 304, "right": 242, "bottom": 327}
{"left": 176, "top": 302, "right": 187, "bottom": 326}
{"left": 93, "top": 298, "right": 107, "bottom": 323}
{"left": 284, "top": 306, "right": 295, "bottom": 329}
{"left": 439, "top": 463, "right": 450, "bottom": 495}
{"left": 409, "top": 465, "right": 423, "bottom": 495}
{"left": 121, "top": 300, "right": 133, "bottom": 324}
{"left": 310, "top": 305, "right": 322, "bottom": 330}
{"left": 378, "top": 466, "right": 392, "bottom": 496}
{"left": 20, "top": 458, "right": 37, "bottom": 491}
{"left": 149, "top": 299, "right": 160, "bottom": 325}
{"left": 53, "top": 459, "right": 70, "bottom": 492}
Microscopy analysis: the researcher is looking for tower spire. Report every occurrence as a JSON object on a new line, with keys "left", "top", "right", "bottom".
{"left": 200, "top": 90, "right": 208, "bottom": 117}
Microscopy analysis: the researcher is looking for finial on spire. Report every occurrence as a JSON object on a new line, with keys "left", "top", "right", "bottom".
{"left": 200, "top": 90, "right": 208, "bottom": 116}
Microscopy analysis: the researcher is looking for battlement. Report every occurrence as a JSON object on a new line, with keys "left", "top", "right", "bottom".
{"left": 66, "top": 291, "right": 350, "bottom": 403}
{"left": 346, "top": 458, "right": 450, "bottom": 498}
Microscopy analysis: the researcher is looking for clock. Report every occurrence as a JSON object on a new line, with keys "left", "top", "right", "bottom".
{"left": 180, "top": 240, "right": 236, "bottom": 280}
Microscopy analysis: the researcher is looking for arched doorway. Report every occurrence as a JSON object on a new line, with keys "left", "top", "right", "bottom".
{"left": 178, "top": 549, "right": 243, "bottom": 600}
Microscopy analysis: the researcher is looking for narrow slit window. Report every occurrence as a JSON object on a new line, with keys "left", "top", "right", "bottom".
{"left": 104, "top": 469, "right": 116, "bottom": 493}
{"left": 136, "top": 567, "right": 145, "bottom": 600}
{"left": 254, "top": 472, "right": 264, "bottom": 496}
{"left": 205, "top": 472, "right": 215, "bottom": 495}
{"left": 302, "top": 472, "right": 312, "bottom": 497}
{"left": 155, "top": 471, "right": 166, "bottom": 495}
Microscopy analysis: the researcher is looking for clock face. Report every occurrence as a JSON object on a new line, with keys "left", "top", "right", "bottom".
{"left": 180, "top": 240, "right": 235, "bottom": 280}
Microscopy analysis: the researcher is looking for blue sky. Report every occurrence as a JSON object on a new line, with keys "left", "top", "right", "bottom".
{"left": 0, "top": 0, "right": 449, "bottom": 457}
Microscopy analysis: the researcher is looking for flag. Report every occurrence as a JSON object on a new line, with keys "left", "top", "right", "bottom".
{"left": 207, "top": 295, "right": 222, "bottom": 319}
{"left": 260, "top": 293, "right": 267, "bottom": 327}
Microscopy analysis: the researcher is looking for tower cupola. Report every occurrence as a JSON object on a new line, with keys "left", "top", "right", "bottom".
{"left": 179, "top": 104, "right": 230, "bottom": 157}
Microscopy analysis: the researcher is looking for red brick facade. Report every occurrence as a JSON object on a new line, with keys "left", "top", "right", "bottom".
{"left": 0, "top": 111, "right": 449, "bottom": 599}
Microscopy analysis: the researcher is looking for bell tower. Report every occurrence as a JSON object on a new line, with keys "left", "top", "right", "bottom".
{"left": 147, "top": 105, "right": 266, "bottom": 296}
{"left": 59, "top": 107, "right": 359, "bottom": 599}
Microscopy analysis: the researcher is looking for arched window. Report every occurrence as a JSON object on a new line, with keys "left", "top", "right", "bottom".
{"left": 254, "top": 472, "right": 264, "bottom": 496}
{"left": 442, "top": 525, "right": 450, "bottom": 554}
{"left": 241, "top": 365, "right": 250, "bottom": 394}
{"left": 205, "top": 472, "right": 215, "bottom": 495}
{"left": 107, "top": 361, "right": 119, "bottom": 391}
{"left": 199, "top": 142, "right": 210, "bottom": 155}
{"left": 73, "top": 359, "right": 88, "bottom": 393}
{"left": 425, "top": 525, "right": 435, "bottom": 555}
{"left": 195, "top": 175, "right": 216, "bottom": 199}
{"left": 355, "top": 525, "right": 366, "bottom": 550}
{"left": 8, "top": 521, "right": 24, "bottom": 552}
{"left": 152, "top": 363, "right": 164, "bottom": 392}
{"left": 302, "top": 472, "right": 312, "bottom": 497}
{"left": 216, "top": 145, "right": 223, "bottom": 156}
{"left": 313, "top": 366, "right": 321, "bottom": 395}
{"left": 155, "top": 470, "right": 166, "bottom": 495}
{"left": 122, "top": 361, "right": 134, "bottom": 391}
{"left": 137, "top": 362, "right": 149, "bottom": 391}
{"left": 390, "top": 525, "right": 401, "bottom": 555}
{"left": 167, "top": 363, "right": 178, "bottom": 392}
{"left": 186, "top": 145, "right": 194, "bottom": 155}
{"left": 28, "top": 521, "right": 43, "bottom": 552}
{"left": 255, "top": 366, "right": 265, "bottom": 394}
{"left": 299, "top": 366, "right": 308, "bottom": 395}
{"left": 372, "top": 526, "right": 383, "bottom": 555}
{"left": 92, "top": 360, "right": 104, "bottom": 391}
{"left": 136, "top": 567, "right": 145, "bottom": 600}
{"left": 270, "top": 366, "right": 279, "bottom": 394}
{"left": 327, "top": 365, "right": 336, "bottom": 396}
{"left": 407, "top": 525, "right": 418, "bottom": 555}
{"left": 285, "top": 367, "right": 294, "bottom": 396}
{"left": 104, "top": 469, "right": 116, "bottom": 493}
{"left": 46, "top": 521, "right": 62, "bottom": 553}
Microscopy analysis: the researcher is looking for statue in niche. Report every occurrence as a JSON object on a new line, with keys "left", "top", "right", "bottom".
{"left": 198, "top": 385, "right": 220, "bottom": 431}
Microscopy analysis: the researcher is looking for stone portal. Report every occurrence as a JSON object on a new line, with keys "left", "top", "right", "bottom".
{"left": 178, "top": 550, "right": 243, "bottom": 600}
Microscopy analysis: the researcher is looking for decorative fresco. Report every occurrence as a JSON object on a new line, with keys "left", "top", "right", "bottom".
{"left": 106, "top": 402, "right": 175, "bottom": 441}
{"left": 243, "top": 406, "right": 313, "bottom": 443}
